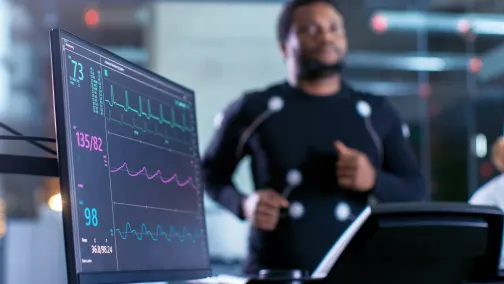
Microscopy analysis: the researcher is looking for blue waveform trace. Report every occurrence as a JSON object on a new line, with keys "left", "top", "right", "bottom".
{"left": 114, "top": 222, "right": 203, "bottom": 243}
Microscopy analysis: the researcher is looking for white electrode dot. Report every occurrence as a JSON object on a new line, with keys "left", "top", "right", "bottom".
{"left": 356, "top": 100, "right": 372, "bottom": 118}
{"left": 335, "top": 202, "right": 351, "bottom": 222}
{"left": 268, "top": 96, "right": 284, "bottom": 112}
{"left": 289, "top": 201, "right": 305, "bottom": 219}
{"left": 286, "top": 169, "right": 302, "bottom": 186}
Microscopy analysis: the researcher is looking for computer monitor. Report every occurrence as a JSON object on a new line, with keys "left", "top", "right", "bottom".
{"left": 50, "top": 29, "right": 211, "bottom": 284}
{"left": 312, "top": 203, "right": 503, "bottom": 284}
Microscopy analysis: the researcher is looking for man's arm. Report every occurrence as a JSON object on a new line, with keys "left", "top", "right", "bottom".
{"left": 201, "top": 97, "right": 248, "bottom": 219}
{"left": 372, "top": 101, "right": 427, "bottom": 202}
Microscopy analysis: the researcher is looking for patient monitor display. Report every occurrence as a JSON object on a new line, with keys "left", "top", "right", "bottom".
{"left": 50, "top": 29, "right": 210, "bottom": 282}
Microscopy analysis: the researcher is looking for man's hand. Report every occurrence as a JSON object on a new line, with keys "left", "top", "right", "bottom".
{"left": 242, "top": 189, "right": 289, "bottom": 231}
{"left": 334, "top": 140, "right": 376, "bottom": 192}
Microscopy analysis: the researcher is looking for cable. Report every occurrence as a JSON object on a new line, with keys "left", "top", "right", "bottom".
{"left": 235, "top": 96, "right": 284, "bottom": 159}
{"left": 355, "top": 100, "right": 383, "bottom": 166}
{"left": 0, "top": 122, "right": 57, "bottom": 155}
{"left": 364, "top": 118, "right": 383, "bottom": 166}
{"left": 355, "top": 100, "right": 382, "bottom": 205}
{"left": 0, "top": 136, "right": 56, "bottom": 143}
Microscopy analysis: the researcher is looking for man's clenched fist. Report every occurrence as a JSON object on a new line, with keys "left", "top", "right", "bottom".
{"left": 334, "top": 140, "right": 376, "bottom": 192}
{"left": 242, "top": 189, "right": 289, "bottom": 231}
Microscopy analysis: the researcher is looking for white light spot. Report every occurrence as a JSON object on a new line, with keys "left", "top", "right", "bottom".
{"left": 48, "top": 193, "right": 62, "bottom": 212}
{"left": 335, "top": 202, "right": 351, "bottom": 222}
{"left": 475, "top": 133, "right": 487, "bottom": 158}
{"left": 213, "top": 112, "right": 224, "bottom": 129}
{"left": 289, "top": 201, "right": 304, "bottom": 219}
{"left": 404, "top": 56, "right": 446, "bottom": 72}
{"left": 356, "top": 100, "right": 372, "bottom": 118}
{"left": 286, "top": 169, "right": 302, "bottom": 186}
{"left": 268, "top": 96, "right": 284, "bottom": 112}
{"left": 402, "top": 123, "right": 410, "bottom": 138}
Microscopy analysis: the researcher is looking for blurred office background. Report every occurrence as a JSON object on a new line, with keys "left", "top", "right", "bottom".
{"left": 0, "top": 0, "right": 504, "bottom": 282}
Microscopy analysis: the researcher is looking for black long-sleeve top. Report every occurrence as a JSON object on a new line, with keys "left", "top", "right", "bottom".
{"left": 201, "top": 81, "right": 427, "bottom": 275}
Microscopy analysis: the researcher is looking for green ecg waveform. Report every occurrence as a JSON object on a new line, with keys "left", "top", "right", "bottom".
{"left": 104, "top": 84, "right": 193, "bottom": 134}
{"left": 107, "top": 111, "right": 191, "bottom": 144}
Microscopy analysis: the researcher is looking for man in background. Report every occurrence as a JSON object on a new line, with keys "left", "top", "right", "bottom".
{"left": 201, "top": 0, "right": 426, "bottom": 275}
{"left": 469, "top": 137, "right": 504, "bottom": 269}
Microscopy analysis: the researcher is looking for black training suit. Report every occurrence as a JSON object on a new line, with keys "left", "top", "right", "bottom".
{"left": 201, "top": 81, "right": 426, "bottom": 275}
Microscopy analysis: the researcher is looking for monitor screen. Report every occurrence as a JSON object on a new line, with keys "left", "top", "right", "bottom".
{"left": 50, "top": 29, "right": 211, "bottom": 283}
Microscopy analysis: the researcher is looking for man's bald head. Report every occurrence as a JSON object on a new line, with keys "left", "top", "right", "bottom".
{"left": 492, "top": 137, "right": 504, "bottom": 172}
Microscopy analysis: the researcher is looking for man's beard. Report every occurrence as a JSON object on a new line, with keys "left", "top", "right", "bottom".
{"left": 296, "top": 54, "right": 345, "bottom": 81}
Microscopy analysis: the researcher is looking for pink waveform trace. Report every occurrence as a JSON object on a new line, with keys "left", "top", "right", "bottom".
{"left": 111, "top": 162, "right": 197, "bottom": 189}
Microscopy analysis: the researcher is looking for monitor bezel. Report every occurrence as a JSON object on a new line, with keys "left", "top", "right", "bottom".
{"left": 49, "top": 28, "right": 212, "bottom": 284}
